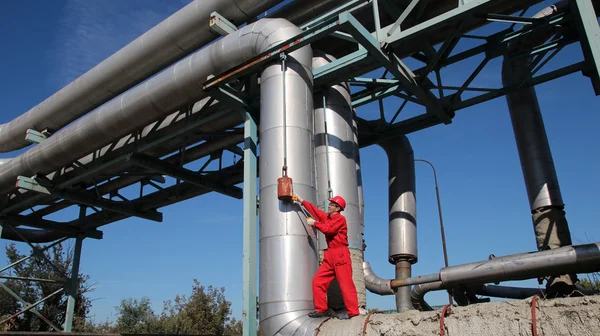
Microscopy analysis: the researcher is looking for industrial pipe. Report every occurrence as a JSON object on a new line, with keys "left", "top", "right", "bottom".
{"left": 0, "top": 0, "right": 286, "bottom": 153}
{"left": 0, "top": 18, "right": 296, "bottom": 196}
{"left": 312, "top": 52, "right": 365, "bottom": 310}
{"left": 411, "top": 283, "right": 545, "bottom": 312}
{"left": 252, "top": 20, "right": 320, "bottom": 336}
{"left": 410, "top": 281, "right": 444, "bottom": 311}
{"left": 391, "top": 242, "right": 600, "bottom": 290}
{"left": 378, "top": 135, "right": 417, "bottom": 312}
{"left": 363, "top": 261, "right": 394, "bottom": 295}
{"left": 502, "top": 0, "right": 577, "bottom": 293}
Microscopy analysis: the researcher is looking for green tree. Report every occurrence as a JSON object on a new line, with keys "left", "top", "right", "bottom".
{"left": 111, "top": 279, "right": 244, "bottom": 335}
{"left": 0, "top": 242, "right": 93, "bottom": 331}
{"left": 114, "top": 297, "right": 158, "bottom": 333}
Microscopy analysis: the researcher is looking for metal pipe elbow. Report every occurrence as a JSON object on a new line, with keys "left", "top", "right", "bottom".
{"left": 410, "top": 281, "right": 444, "bottom": 311}
{"left": 363, "top": 261, "right": 394, "bottom": 295}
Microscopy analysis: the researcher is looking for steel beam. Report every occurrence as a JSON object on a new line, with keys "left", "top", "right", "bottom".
{"left": 25, "top": 129, "right": 51, "bottom": 145}
{"left": 128, "top": 153, "right": 243, "bottom": 199}
{"left": 64, "top": 207, "right": 85, "bottom": 332}
{"left": 242, "top": 112, "right": 258, "bottom": 336}
{"left": 0, "top": 282, "right": 61, "bottom": 331}
{"left": 16, "top": 175, "right": 163, "bottom": 222}
{"left": 209, "top": 11, "right": 238, "bottom": 36}
{"left": 77, "top": 165, "right": 244, "bottom": 231}
{"left": 570, "top": 0, "right": 600, "bottom": 95}
{"left": 1, "top": 215, "right": 102, "bottom": 239}
{"left": 360, "top": 114, "right": 441, "bottom": 147}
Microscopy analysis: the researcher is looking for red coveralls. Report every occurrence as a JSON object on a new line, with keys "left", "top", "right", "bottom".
{"left": 302, "top": 200, "right": 360, "bottom": 317}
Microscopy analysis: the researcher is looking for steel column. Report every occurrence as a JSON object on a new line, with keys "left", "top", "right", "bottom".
{"left": 64, "top": 207, "right": 85, "bottom": 332}
{"left": 242, "top": 112, "right": 258, "bottom": 336}
{"left": 571, "top": 0, "right": 600, "bottom": 94}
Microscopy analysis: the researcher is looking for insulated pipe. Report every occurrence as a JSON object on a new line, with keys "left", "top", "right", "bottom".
{"left": 0, "top": 0, "right": 286, "bottom": 153}
{"left": 378, "top": 136, "right": 417, "bottom": 263}
{"left": 502, "top": 1, "right": 568, "bottom": 211}
{"left": 267, "top": 0, "right": 350, "bottom": 25}
{"left": 411, "top": 281, "right": 444, "bottom": 311}
{"left": 378, "top": 135, "right": 417, "bottom": 312}
{"left": 502, "top": 0, "right": 577, "bottom": 292}
{"left": 363, "top": 261, "right": 394, "bottom": 295}
{"left": 0, "top": 19, "right": 294, "bottom": 197}
{"left": 312, "top": 52, "right": 365, "bottom": 310}
{"left": 475, "top": 284, "right": 544, "bottom": 299}
{"left": 1, "top": 96, "right": 243, "bottom": 218}
{"left": 256, "top": 22, "right": 322, "bottom": 336}
{"left": 0, "top": 159, "right": 11, "bottom": 166}
{"left": 391, "top": 242, "right": 600, "bottom": 289}
{"left": 474, "top": 284, "right": 598, "bottom": 298}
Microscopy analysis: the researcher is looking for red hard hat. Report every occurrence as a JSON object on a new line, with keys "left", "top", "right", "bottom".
{"left": 328, "top": 196, "right": 346, "bottom": 211}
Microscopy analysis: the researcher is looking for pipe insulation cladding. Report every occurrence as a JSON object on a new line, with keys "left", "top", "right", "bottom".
{"left": 312, "top": 52, "right": 366, "bottom": 310}
{"left": 0, "top": 0, "right": 286, "bottom": 153}
{"left": 378, "top": 136, "right": 417, "bottom": 263}
{"left": 0, "top": 18, "right": 299, "bottom": 197}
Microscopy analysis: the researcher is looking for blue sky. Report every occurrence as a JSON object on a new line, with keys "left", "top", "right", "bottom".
{"left": 1, "top": 0, "right": 600, "bottom": 325}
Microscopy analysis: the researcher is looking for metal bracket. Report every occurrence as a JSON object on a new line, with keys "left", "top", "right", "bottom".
{"left": 209, "top": 11, "right": 238, "bottom": 36}
{"left": 25, "top": 129, "right": 52, "bottom": 144}
{"left": 16, "top": 175, "right": 52, "bottom": 194}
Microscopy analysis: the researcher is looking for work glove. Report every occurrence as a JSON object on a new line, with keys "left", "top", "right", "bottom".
{"left": 292, "top": 193, "right": 303, "bottom": 203}
{"left": 306, "top": 217, "right": 315, "bottom": 226}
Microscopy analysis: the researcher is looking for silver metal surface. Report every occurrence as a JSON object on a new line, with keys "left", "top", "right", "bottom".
{"left": 395, "top": 260, "right": 413, "bottom": 312}
{"left": 0, "top": 19, "right": 289, "bottom": 196}
{"left": 475, "top": 284, "right": 544, "bottom": 299}
{"left": 410, "top": 281, "right": 444, "bottom": 311}
{"left": 440, "top": 242, "right": 600, "bottom": 285}
{"left": 363, "top": 261, "right": 394, "bottom": 295}
{"left": 257, "top": 20, "right": 318, "bottom": 336}
{"left": 502, "top": 1, "right": 567, "bottom": 210}
{"left": 311, "top": 53, "right": 366, "bottom": 310}
{"left": 312, "top": 53, "right": 362, "bottom": 250}
{"left": 0, "top": 0, "right": 286, "bottom": 153}
{"left": 267, "top": 0, "right": 349, "bottom": 25}
{"left": 378, "top": 135, "right": 417, "bottom": 263}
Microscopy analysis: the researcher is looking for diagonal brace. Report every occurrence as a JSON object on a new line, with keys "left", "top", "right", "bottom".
{"left": 2, "top": 215, "right": 102, "bottom": 239}
{"left": 0, "top": 282, "right": 61, "bottom": 331}
{"left": 129, "top": 153, "right": 243, "bottom": 199}
{"left": 16, "top": 176, "right": 163, "bottom": 222}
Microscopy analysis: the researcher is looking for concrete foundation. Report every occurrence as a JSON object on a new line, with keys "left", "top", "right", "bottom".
{"left": 317, "top": 295, "right": 600, "bottom": 335}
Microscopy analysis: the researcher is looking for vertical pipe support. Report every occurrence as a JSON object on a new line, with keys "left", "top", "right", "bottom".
{"left": 502, "top": 1, "right": 576, "bottom": 295}
{"left": 379, "top": 135, "right": 417, "bottom": 312}
{"left": 243, "top": 112, "right": 258, "bottom": 336}
{"left": 372, "top": 0, "right": 382, "bottom": 44}
{"left": 64, "top": 206, "right": 85, "bottom": 332}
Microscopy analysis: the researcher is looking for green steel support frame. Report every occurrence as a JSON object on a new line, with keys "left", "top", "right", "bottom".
{"left": 242, "top": 112, "right": 258, "bottom": 336}
{"left": 64, "top": 206, "right": 85, "bottom": 332}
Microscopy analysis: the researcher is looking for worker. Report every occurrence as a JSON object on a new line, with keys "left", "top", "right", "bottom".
{"left": 292, "top": 194, "right": 360, "bottom": 319}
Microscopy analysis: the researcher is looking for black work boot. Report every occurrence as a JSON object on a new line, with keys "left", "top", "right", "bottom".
{"left": 308, "top": 311, "right": 329, "bottom": 318}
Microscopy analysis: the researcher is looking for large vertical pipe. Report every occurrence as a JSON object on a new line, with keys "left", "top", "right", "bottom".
{"left": 258, "top": 23, "right": 319, "bottom": 336}
{"left": 502, "top": 1, "right": 577, "bottom": 295}
{"left": 312, "top": 53, "right": 365, "bottom": 314}
{"left": 379, "top": 135, "right": 417, "bottom": 312}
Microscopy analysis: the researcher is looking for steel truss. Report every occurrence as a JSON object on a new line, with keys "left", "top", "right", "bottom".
{"left": 1, "top": 0, "right": 599, "bottom": 334}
